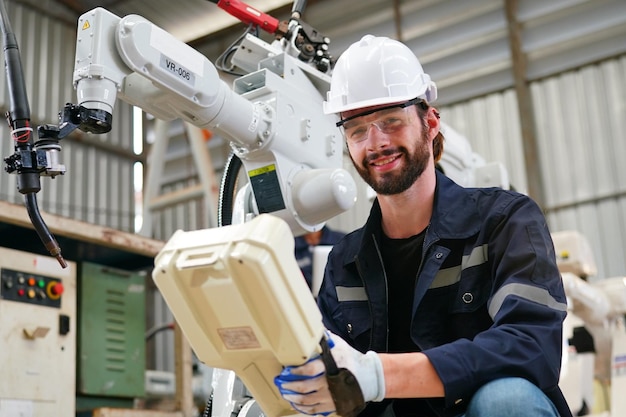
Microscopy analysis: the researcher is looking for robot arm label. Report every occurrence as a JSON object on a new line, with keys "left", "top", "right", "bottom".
{"left": 149, "top": 23, "right": 205, "bottom": 77}
{"left": 248, "top": 164, "right": 286, "bottom": 213}
{"left": 161, "top": 56, "right": 196, "bottom": 86}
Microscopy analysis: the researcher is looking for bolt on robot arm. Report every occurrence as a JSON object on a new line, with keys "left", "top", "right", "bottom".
{"left": 71, "top": 6, "right": 356, "bottom": 235}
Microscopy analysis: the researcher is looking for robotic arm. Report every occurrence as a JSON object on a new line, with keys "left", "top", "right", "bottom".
{"left": 71, "top": 5, "right": 355, "bottom": 235}
{"left": 70, "top": 5, "right": 362, "bottom": 416}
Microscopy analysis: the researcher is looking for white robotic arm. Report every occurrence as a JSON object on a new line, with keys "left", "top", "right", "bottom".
{"left": 72, "top": 7, "right": 356, "bottom": 235}
{"left": 69, "top": 7, "right": 364, "bottom": 417}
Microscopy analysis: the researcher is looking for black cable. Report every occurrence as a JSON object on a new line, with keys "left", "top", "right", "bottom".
{"left": 145, "top": 322, "right": 175, "bottom": 341}
{"left": 25, "top": 193, "right": 66, "bottom": 267}
{"left": 1, "top": 0, "right": 66, "bottom": 268}
{"left": 291, "top": 0, "right": 307, "bottom": 18}
{"left": 214, "top": 24, "right": 258, "bottom": 76}
{"left": 217, "top": 151, "right": 243, "bottom": 227}
{"left": 0, "top": 0, "right": 30, "bottom": 124}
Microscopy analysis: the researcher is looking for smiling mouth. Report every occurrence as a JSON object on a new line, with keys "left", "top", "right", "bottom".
{"left": 370, "top": 154, "right": 400, "bottom": 167}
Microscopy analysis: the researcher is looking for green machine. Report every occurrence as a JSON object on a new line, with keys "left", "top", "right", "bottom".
{"left": 76, "top": 261, "right": 146, "bottom": 413}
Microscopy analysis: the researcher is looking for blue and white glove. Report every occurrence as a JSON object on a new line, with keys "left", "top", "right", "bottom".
{"left": 274, "top": 332, "right": 385, "bottom": 416}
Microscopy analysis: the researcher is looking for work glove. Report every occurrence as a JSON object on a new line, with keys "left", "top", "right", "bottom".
{"left": 274, "top": 331, "right": 385, "bottom": 416}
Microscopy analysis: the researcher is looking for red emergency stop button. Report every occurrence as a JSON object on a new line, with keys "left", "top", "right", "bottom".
{"left": 46, "top": 281, "right": 64, "bottom": 300}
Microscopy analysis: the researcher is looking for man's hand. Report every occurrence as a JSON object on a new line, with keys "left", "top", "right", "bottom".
{"left": 274, "top": 332, "right": 385, "bottom": 416}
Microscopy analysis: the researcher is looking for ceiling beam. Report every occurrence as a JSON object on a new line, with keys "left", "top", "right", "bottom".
{"left": 505, "top": 0, "right": 545, "bottom": 208}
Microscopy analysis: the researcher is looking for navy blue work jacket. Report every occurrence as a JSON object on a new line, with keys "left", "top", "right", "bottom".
{"left": 317, "top": 171, "right": 572, "bottom": 417}
{"left": 295, "top": 226, "right": 346, "bottom": 288}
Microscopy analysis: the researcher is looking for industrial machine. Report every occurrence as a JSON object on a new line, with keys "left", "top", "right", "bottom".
{"left": 0, "top": 246, "right": 77, "bottom": 417}
{"left": 70, "top": 2, "right": 356, "bottom": 236}
{"left": 553, "top": 230, "right": 626, "bottom": 416}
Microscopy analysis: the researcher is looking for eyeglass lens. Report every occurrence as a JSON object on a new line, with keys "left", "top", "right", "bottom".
{"left": 342, "top": 106, "right": 412, "bottom": 143}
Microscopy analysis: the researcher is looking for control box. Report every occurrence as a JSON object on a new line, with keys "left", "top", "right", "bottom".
{"left": 153, "top": 214, "right": 324, "bottom": 417}
{"left": 0, "top": 246, "right": 77, "bottom": 417}
{"left": 76, "top": 261, "right": 146, "bottom": 407}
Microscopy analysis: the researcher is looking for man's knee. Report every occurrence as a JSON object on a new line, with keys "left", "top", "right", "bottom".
{"left": 466, "top": 377, "right": 559, "bottom": 417}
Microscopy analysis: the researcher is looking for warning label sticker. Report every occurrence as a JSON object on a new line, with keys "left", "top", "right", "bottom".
{"left": 218, "top": 326, "right": 261, "bottom": 350}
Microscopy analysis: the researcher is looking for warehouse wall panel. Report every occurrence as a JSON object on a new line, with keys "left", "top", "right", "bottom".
{"left": 439, "top": 55, "right": 626, "bottom": 279}
{"left": 0, "top": 2, "right": 137, "bottom": 233}
{"left": 444, "top": 91, "right": 528, "bottom": 193}
{"left": 533, "top": 56, "right": 626, "bottom": 279}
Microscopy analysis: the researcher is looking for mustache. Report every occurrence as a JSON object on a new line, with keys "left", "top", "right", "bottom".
{"left": 363, "top": 147, "right": 405, "bottom": 165}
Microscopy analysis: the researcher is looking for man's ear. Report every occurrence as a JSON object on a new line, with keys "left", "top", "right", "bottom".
{"left": 426, "top": 108, "right": 440, "bottom": 141}
{"left": 427, "top": 108, "right": 440, "bottom": 129}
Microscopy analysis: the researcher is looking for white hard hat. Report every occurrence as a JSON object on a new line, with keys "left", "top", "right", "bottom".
{"left": 323, "top": 35, "right": 437, "bottom": 115}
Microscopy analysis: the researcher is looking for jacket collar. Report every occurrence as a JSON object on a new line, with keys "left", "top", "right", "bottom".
{"left": 429, "top": 170, "right": 481, "bottom": 239}
{"left": 354, "top": 170, "right": 481, "bottom": 260}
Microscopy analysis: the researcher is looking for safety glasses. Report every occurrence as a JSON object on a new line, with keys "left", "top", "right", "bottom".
{"left": 336, "top": 98, "right": 423, "bottom": 144}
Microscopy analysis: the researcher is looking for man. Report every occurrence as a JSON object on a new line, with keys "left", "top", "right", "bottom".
{"left": 274, "top": 35, "right": 571, "bottom": 417}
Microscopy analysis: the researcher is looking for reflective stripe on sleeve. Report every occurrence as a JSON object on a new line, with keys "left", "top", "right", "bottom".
{"left": 336, "top": 286, "right": 368, "bottom": 302}
{"left": 488, "top": 282, "right": 568, "bottom": 320}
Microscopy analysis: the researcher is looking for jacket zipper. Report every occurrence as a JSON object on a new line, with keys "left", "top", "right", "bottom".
{"left": 354, "top": 233, "right": 388, "bottom": 351}
{"left": 416, "top": 224, "right": 433, "bottom": 279}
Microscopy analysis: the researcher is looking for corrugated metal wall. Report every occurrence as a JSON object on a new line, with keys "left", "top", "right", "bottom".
{"left": 442, "top": 55, "right": 626, "bottom": 279}
{"left": 536, "top": 57, "right": 626, "bottom": 280}
{"left": 0, "top": 1, "right": 137, "bottom": 232}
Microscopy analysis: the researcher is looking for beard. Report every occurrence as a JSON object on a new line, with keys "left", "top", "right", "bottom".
{"left": 351, "top": 131, "right": 431, "bottom": 195}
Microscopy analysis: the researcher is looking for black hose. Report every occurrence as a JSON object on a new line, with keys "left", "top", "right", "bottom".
{"left": 291, "top": 0, "right": 307, "bottom": 18}
{"left": 217, "top": 152, "right": 243, "bottom": 227}
{"left": 0, "top": 0, "right": 29, "bottom": 124}
{"left": 25, "top": 193, "right": 66, "bottom": 268}
{"left": 145, "top": 322, "right": 174, "bottom": 341}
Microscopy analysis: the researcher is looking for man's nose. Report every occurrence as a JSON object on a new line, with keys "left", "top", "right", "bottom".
{"left": 364, "top": 123, "right": 390, "bottom": 148}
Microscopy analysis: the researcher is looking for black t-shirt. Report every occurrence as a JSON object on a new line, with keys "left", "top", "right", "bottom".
{"left": 379, "top": 230, "right": 447, "bottom": 417}
{"left": 379, "top": 230, "right": 425, "bottom": 353}
{"left": 381, "top": 230, "right": 444, "bottom": 417}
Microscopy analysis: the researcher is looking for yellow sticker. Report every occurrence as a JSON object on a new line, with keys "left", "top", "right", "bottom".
{"left": 248, "top": 164, "right": 276, "bottom": 177}
{"left": 82, "top": 21, "right": 90, "bottom": 30}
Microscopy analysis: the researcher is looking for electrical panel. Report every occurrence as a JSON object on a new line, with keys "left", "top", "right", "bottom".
{"left": 76, "top": 261, "right": 146, "bottom": 407}
{"left": 0, "top": 246, "right": 77, "bottom": 417}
